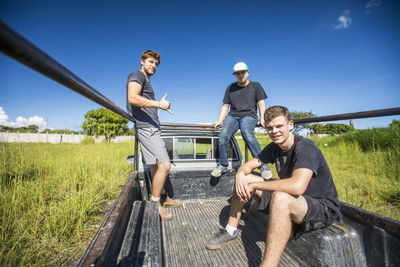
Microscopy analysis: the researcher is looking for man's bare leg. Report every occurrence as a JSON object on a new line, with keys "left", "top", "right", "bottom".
{"left": 149, "top": 161, "right": 172, "bottom": 220}
{"left": 227, "top": 175, "right": 264, "bottom": 228}
{"left": 149, "top": 161, "right": 170, "bottom": 198}
{"left": 205, "top": 178, "right": 264, "bottom": 250}
{"left": 226, "top": 189, "right": 246, "bottom": 228}
{"left": 150, "top": 163, "right": 181, "bottom": 207}
{"left": 260, "top": 191, "right": 308, "bottom": 267}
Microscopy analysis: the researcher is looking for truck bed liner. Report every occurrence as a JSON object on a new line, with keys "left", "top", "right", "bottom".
{"left": 162, "top": 199, "right": 301, "bottom": 267}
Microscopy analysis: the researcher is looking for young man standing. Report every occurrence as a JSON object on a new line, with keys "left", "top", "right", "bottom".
{"left": 212, "top": 62, "right": 272, "bottom": 179}
{"left": 206, "top": 106, "right": 340, "bottom": 267}
{"left": 126, "top": 50, "right": 180, "bottom": 220}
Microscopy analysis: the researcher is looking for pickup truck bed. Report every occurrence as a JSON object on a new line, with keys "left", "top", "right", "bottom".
{"left": 78, "top": 169, "right": 400, "bottom": 267}
{"left": 78, "top": 129, "right": 400, "bottom": 267}
{"left": 163, "top": 198, "right": 370, "bottom": 267}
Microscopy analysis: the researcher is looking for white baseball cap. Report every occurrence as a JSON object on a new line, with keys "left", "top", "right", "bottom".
{"left": 233, "top": 62, "right": 249, "bottom": 74}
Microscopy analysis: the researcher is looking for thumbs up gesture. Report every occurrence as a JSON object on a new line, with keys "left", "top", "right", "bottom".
{"left": 158, "top": 93, "right": 173, "bottom": 114}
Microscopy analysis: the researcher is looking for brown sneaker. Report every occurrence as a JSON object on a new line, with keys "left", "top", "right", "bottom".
{"left": 156, "top": 201, "right": 173, "bottom": 220}
{"left": 162, "top": 197, "right": 182, "bottom": 208}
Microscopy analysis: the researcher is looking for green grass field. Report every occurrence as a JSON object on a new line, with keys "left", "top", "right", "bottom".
{"left": 0, "top": 141, "right": 133, "bottom": 266}
{"left": 1, "top": 127, "right": 399, "bottom": 266}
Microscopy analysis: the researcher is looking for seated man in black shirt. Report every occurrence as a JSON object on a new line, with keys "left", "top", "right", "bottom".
{"left": 206, "top": 105, "right": 340, "bottom": 267}
{"left": 212, "top": 62, "right": 272, "bottom": 179}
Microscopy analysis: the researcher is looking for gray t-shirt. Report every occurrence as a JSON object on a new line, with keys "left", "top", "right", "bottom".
{"left": 223, "top": 81, "right": 267, "bottom": 119}
{"left": 126, "top": 70, "right": 160, "bottom": 129}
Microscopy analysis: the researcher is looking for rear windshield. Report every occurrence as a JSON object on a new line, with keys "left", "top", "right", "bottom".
{"left": 163, "top": 137, "right": 238, "bottom": 161}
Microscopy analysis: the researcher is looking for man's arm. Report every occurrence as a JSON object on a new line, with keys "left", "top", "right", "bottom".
{"left": 242, "top": 168, "right": 313, "bottom": 201}
{"left": 127, "top": 81, "right": 172, "bottom": 113}
{"left": 235, "top": 158, "right": 264, "bottom": 201}
{"left": 214, "top": 103, "right": 229, "bottom": 129}
{"left": 257, "top": 100, "right": 266, "bottom": 128}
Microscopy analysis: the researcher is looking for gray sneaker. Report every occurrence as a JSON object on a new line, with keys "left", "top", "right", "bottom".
{"left": 260, "top": 165, "right": 273, "bottom": 179}
{"left": 211, "top": 164, "right": 227, "bottom": 178}
{"left": 205, "top": 228, "right": 237, "bottom": 250}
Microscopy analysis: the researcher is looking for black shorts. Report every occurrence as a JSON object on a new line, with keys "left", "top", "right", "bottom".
{"left": 257, "top": 191, "right": 336, "bottom": 240}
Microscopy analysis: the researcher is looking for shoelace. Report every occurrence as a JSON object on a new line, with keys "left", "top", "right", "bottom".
{"left": 215, "top": 229, "right": 226, "bottom": 237}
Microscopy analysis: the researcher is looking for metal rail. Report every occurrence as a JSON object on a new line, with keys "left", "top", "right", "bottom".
{"left": 161, "top": 122, "right": 214, "bottom": 128}
{"left": 0, "top": 21, "right": 134, "bottom": 122}
{"left": 292, "top": 107, "right": 400, "bottom": 124}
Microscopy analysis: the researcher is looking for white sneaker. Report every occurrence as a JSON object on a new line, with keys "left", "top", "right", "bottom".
{"left": 211, "top": 164, "right": 228, "bottom": 178}
{"left": 260, "top": 165, "right": 273, "bottom": 179}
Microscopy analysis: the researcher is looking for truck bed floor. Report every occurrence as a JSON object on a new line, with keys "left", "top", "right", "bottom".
{"left": 162, "top": 199, "right": 301, "bottom": 267}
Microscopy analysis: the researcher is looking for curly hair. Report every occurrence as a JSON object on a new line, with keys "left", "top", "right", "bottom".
{"left": 141, "top": 50, "right": 161, "bottom": 65}
{"left": 264, "top": 106, "right": 290, "bottom": 123}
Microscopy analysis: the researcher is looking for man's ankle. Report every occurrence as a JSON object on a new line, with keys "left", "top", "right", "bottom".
{"left": 225, "top": 224, "right": 237, "bottom": 236}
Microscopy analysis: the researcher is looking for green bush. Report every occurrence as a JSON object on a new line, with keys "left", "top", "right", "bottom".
{"left": 390, "top": 119, "right": 400, "bottom": 129}
{"left": 310, "top": 124, "right": 326, "bottom": 134}
{"left": 82, "top": 108, "right": 129, "bottom": 142}
{"left": 311, "top": 123, "right": 354, "bottom": 135}
{"left": 332, "top": 127, "right": 399, "bottom": 151}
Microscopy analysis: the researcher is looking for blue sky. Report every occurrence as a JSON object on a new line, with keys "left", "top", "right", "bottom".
{"left": 1, "top": 0, "right": 399, "bottom": 131}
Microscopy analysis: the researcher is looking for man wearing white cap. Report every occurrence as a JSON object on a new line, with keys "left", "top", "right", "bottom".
{"left": 212, "top": 62, "right": 273, "bottom": 179}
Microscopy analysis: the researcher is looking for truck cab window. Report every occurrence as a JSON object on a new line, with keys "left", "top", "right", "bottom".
{"left": 195, "top": 138, "right": 213, "bottom": 159}
{"left": 174, "top": 138, "right": 194, "bottom": 159}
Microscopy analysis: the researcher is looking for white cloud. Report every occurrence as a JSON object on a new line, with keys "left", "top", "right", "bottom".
{"left": 333, "top": 10, "right": 352, "bottom": 30}
{"left": 0, "top": 107, "right": 9, "bottom": 124}
{"left": 0, "top": 106, "right": 48, "bottom": 131}
{"left": 365, "top": 0, "right": 382, "bottom": 9}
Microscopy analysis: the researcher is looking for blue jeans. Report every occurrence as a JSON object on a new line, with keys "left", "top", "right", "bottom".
{"left": 218, "top": 115, "right": 269, "bottom": 171}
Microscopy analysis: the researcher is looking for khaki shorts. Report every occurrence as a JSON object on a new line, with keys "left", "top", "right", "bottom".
{"left": 137, "top": 127, "right": 170, "bottom": 165}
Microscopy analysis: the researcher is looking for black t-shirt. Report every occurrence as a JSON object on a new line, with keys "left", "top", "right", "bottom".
{"left": 258, "top": 135, "right": 340, "bottom": 217}
{"left": 126, "top": 70, "right": 160, "bottom": 129}
{"left": 223, "top": 81, "right": 267, "bottom": 119}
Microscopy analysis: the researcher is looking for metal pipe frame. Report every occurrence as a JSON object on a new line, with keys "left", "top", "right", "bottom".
{"left": 291, "top": 107, "right": 400, "bottom": 124}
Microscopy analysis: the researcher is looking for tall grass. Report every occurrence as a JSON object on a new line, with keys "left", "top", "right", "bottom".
{"left": 0, "top": 141, "right": 133, "bottom": 266}
{"left": 324, "top": 127, "right": 400, "bottom": 182}
{"left": 237, "top": 127, "right": 400, "bottom": 221}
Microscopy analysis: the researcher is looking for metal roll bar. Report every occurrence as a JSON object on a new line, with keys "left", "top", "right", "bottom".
{"left": 292, "top": 107, "right": 400, "bottom": 124}
{"left": 0, "top": 21, "right": 134, "bottom": 122}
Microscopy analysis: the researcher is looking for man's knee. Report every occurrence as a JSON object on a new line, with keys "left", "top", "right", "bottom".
{"left": 241, "top": 129, "right": 256, "bottom": 140}
{"left": 219, "top": 131, "right": 231, "bottom": 144}
{"left": 158, "top": 160, "right": 171, "bottom": 172}
{"left": 270, "top": 191, "right": 292, "bottom": 210}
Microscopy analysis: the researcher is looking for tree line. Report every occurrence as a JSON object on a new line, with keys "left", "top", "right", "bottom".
{"left": 1, "top": 125, "right": 82, "bottom": 134}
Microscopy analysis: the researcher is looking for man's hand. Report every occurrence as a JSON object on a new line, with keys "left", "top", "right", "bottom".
{"left": 236, "top": 172, "right": 255, "bottom": 202}
{"left": 158, "top": 93, "right": 173, "bottom": 114}
{"left": 260, "top": 117, "right": 266, "bottom": 128}
{"left": 244, "top": 183, "right": 256, "bottom": 201}
{"left": 214, "top": 121, "right": 223, "bottom": 130}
